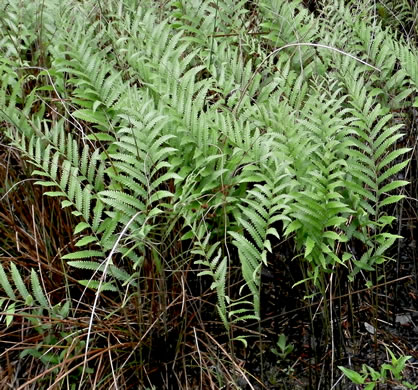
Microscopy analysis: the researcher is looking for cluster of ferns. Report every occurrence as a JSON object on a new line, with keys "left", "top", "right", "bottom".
{"left": 0, "top": 0, "right": 415, "bottom": 334}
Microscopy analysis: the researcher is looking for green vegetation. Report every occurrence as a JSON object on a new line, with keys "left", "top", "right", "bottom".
{"left": 0, "top": 0, "right": 416, "bottom": 388}
{"left": 339, "top": 347, "right": 417, "bottom": 389}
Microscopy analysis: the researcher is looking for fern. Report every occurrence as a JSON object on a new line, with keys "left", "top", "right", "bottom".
{"left": 230, "top": 162, "right": 292, "bottom": 317}
{"left": 0, "top": 262, "right": 51, "bottom": 326}
{"left": 195, "top": 240, "right": 229, "bottom": 329}
{"left": 339, "top": 71, "right": 410, "bottom": 277}
{"left": 10, "top": 262, "right": 31, "bottom": 301}
{"left": 30, "top": 269, "right": 49, "bottom": 309}
{"left": 0, "top": 263, "right": 16, "bottom": 300}
{"left": 0, "top": 0, "right": 412, "bottom": 343}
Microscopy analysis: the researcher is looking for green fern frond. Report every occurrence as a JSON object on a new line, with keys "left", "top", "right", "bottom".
{"left": 78, "top": 280, "right": 118, "bottom": 292}
{"left": 10, "top": 262, "right": 30, "bottom": 301}
{"left": 229, "top": 162, "right": 292, "bottom": 317}
{"left": 30, "top": 269, "right": 49, "bottom": 309}
{"left": 195, "top": 241, "right": 229, "bottom": 330}
{"left": 0, "top": 263, "right": 16, "bottom": 300}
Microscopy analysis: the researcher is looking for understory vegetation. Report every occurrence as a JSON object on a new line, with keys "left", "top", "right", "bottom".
{"left": 0, "top": 0, "right": 417, "bottom": 389}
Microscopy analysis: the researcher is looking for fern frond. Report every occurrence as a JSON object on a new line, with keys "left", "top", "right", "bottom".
{"left": 0, "top": 263, "right": 16, "bottom": 300}
{"left": 10, "top": 262, "right": 30, "bottom": 301}
{"left": 30, "top": 269, "right": 49, "bottom": 309}
{"left": 78, "top": 280, "right": 118, "bottom": 292}
{"left": 229, "top": 162, "right": 292, "bottom": 317}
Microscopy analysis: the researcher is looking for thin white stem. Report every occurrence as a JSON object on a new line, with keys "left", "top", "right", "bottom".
{"left": 233, "top": 42, "right": 380, "bottom": 114}
{"left": 79, "top": 211, "right": 142, "bottom": 389}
